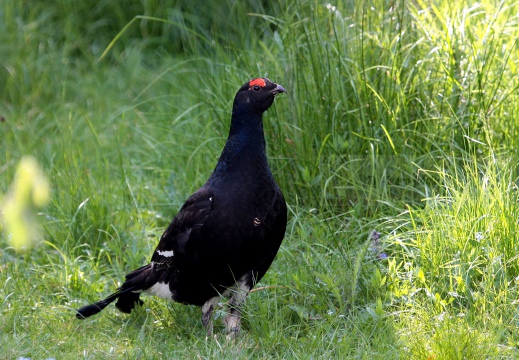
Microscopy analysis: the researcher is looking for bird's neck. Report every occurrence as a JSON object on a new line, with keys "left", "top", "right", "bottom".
{"left": 212, "top": 112, "right": 268, "bottom": 176}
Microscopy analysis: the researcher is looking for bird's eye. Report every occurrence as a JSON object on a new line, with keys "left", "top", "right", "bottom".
{"left": 252, "top": 85, "right": 261, "bottom": 92}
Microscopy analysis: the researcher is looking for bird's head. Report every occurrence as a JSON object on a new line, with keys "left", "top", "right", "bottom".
{"left": 232, "top": 78, "right": 286, "bottom": 115}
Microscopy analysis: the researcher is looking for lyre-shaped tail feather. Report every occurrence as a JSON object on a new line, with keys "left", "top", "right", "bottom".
{"left": 76, "top": 264, "right": 153, "bottom": 319}
{"left": 76, "top": 289, "right": 126, "bottom": 318}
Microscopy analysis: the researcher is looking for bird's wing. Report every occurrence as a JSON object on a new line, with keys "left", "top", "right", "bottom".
{"left": 150, "top": 186, "right": 213, "bottom": 269}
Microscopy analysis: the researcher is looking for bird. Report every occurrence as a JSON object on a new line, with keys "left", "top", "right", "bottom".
{"left": 76, "top": 78, "right": 288, "bottom": 336}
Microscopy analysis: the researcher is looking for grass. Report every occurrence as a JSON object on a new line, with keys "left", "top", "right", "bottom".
{"left": 1, "top": 0, "right": 519, "bottom": 358}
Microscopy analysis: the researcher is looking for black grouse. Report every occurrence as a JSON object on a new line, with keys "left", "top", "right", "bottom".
{"left": 76, "top": 78, "right": 287, "bottom": 335}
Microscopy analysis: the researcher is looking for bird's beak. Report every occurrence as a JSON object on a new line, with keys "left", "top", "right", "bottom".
{"left": 272, "top": 84, "right": 286, "bottom": 95}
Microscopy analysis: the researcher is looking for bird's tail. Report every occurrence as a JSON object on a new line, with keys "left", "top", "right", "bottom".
{"left": 76, "top": 264, "right": 154, "bottom": 319}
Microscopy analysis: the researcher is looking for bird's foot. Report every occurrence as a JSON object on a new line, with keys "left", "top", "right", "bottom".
{"left": 224, "top": 313, "right": 241, "bottom": 336}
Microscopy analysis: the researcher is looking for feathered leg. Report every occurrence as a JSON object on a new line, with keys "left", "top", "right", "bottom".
{"left": 201, "top": 296, "right": 220, "bottom": 335}
{"left": 223, "top": 274, "right": 252, "bottom": 336}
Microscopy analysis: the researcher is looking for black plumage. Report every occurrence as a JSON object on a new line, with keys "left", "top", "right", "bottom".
{"left": 76, "top": 78, "right": 287, "bottom": 335}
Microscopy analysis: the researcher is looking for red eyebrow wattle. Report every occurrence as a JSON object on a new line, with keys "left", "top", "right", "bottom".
{"left": 249, "top": 78, "right": 266, "bottom": 87}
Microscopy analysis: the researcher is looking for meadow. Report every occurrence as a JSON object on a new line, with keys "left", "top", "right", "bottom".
{"left": 1, "top": 0, "right": 519, "bottom": 358}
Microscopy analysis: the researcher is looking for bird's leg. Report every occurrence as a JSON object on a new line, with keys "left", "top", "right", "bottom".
{"left": 201, "top": 296, "right": 220, "bottom": 336}
{"left": 224, "top": 275, "right": 252, "bottom": 336}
